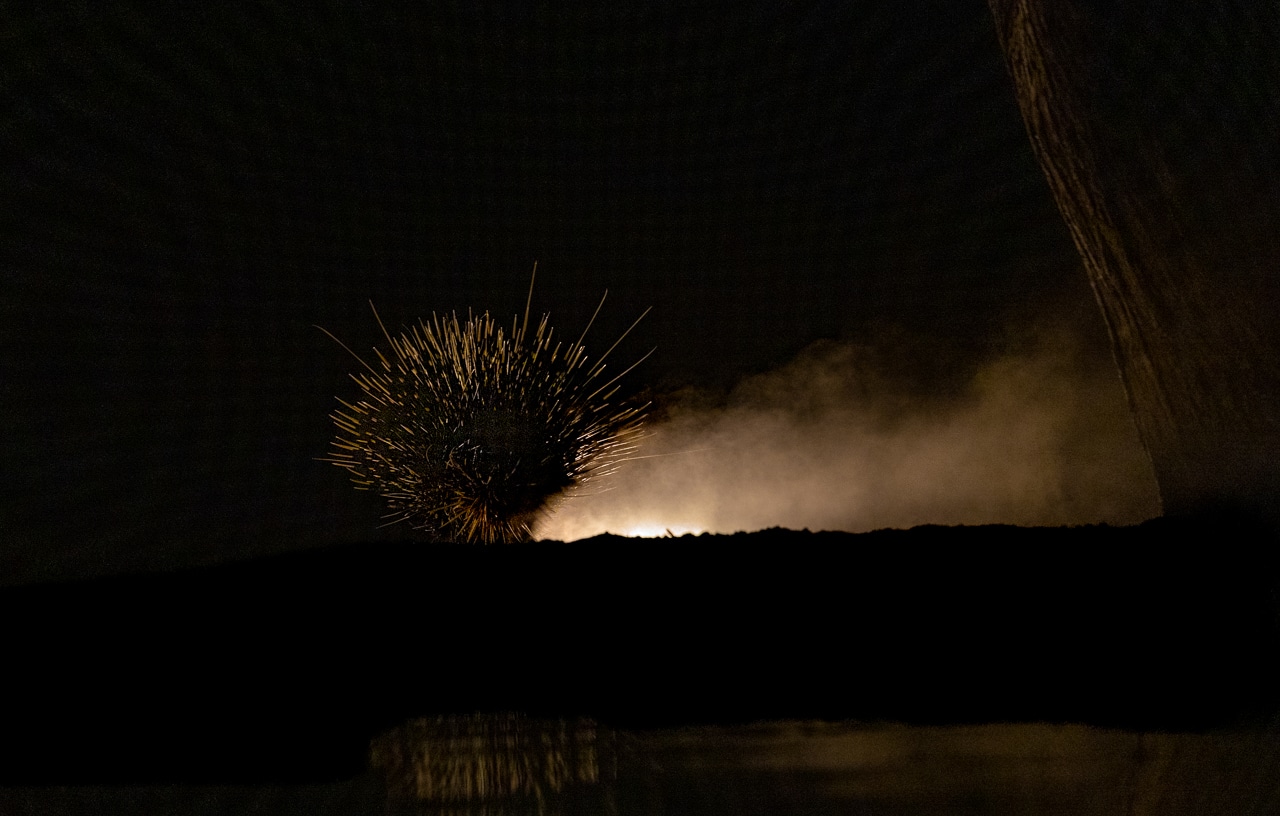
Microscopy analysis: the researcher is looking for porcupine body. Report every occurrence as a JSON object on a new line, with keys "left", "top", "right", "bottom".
{"left": 320, "top": 273, "right": 650, "bottom": 543}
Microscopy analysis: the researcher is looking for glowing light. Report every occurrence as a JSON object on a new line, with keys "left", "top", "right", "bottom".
{"left": 535, "top": 330, "right": 1159, "bottom": 541}
{"left": 619, "top": 524, "right": 705, "bottom": 539}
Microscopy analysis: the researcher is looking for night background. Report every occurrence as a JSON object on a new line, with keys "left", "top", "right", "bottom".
{"left": 2, "top": 0, "right": 1162, "bottom": 583}
{"left": 4, "top": 0, "right": 1280, "bottom": 805}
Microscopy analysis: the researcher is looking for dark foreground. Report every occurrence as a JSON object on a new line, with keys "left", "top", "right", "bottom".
{"left": 3, "top": 516, "right": 1277, "bottom": 784}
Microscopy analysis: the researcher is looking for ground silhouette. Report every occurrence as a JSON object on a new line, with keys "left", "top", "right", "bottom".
{"left": 3, "top": 517, "right": 1276, "bottom": 783}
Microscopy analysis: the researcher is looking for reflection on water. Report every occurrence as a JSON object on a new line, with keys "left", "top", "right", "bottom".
{"left": 369, "top": 715, "right": 1280, "bottom": 816}
{"left": 3, "top": 717, "right": 1279, "bottom": 815}
{"left": 371, "top": 714, "right": 620, "bottom": 808}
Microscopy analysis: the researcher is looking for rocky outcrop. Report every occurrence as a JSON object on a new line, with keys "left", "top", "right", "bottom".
{"left": 987, "top": 0, "right": 1280, "bottom": 520}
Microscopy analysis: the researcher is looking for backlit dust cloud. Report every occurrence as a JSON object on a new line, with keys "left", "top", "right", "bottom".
{"left": 535, "top": 322, "right": 1161, "bottom": 540}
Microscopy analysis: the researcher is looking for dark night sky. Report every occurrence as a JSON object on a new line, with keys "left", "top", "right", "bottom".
{"left": 2, "top": 0, "right": 1136, "bottom": 583}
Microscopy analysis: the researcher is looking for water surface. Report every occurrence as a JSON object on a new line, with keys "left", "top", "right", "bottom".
{"left": 6, "top": 718, "right": 1278, "bottom": 815}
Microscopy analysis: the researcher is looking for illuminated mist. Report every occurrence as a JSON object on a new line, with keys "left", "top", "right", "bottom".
{"left": 536, "top": 321, "right": 1160, "bottom": 540}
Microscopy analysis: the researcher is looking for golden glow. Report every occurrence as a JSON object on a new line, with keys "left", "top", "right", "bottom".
{"left": 534, "top": 332, "right": 1160, "bottom": 542}
{"left": 620, "top": 523, "right": 705, "bottom": 538}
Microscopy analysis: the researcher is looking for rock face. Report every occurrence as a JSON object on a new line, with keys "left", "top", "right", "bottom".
{"left": 987, "top": 0, "right": 1280, "bottom": 519}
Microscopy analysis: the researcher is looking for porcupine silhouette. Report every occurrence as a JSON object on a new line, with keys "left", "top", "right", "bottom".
{"left": 318, "top": 266, "right": 651, "bottom": 543}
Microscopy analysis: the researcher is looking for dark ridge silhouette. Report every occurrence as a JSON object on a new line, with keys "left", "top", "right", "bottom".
{"left": 3, "top": 519, "right": 1277, "bottom": 784}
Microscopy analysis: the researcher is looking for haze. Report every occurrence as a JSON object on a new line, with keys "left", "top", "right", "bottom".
{"left": 537, "top": 318, "right": 1159, "bottom": 540}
